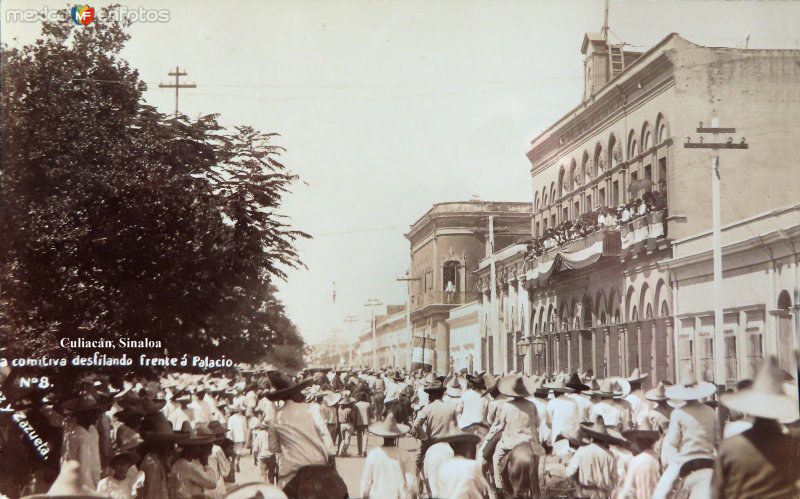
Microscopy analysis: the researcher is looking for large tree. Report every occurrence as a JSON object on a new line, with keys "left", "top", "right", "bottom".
{"left": 0, "top": 11, "right": 308, "bottom": 367}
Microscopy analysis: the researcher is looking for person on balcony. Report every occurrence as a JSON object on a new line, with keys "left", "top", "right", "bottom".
{"left": 445, "top": 280, "right": 456, "bottom": 303}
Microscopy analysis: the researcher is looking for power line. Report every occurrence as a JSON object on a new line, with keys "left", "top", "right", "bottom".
{"left": 158, "top": 66, "right": 196, "bottom": 118}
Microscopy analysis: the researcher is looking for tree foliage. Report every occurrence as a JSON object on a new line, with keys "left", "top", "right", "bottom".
{"left": 0, "top": 11, "right": 308, "bottom": 366}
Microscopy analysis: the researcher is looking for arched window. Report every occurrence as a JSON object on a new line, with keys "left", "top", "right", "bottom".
{"left": 569, "top": 160, "right": 577, "bottom": 191}
{"left": 643, "top": 131, "right": 651, "bottom": 150}
{"left": 534, "top": 193, "right": 540, "bottom": 212}
{"left": 777, "top": 290, "right": 793, "bottom": 371}
{"left": 550, "top": 183, "right": 557, "bottom": 205}
{"left": 580, "top": 151, "right": 590, "bottom": 184}
{"left": 656, "top": 113, "right": 669, "bottom": 143}
{"left": 594, "top": 143, "right": 605, "bottom": 175}
{"left": 558, "top": 166, "right": 566, "bottom": 197}
{"left": 628, "top": 130, "right": 638, "bottom": 160}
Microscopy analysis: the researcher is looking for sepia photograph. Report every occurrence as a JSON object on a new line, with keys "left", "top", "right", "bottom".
{"left": 1, "top": 0, "right": 799, "bottom": 498}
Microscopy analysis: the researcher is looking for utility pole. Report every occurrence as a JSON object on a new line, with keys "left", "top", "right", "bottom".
{"left": 602, "top": 0, "right": 610, "bottom": 40}
{"left": 684, "top": 116, "right": 748, "bottom": 436}
{"left": 158, "top": 66, "right": 196, "bottom": 118}
{"left": 330, "top": 327, "right": 344, "bottom": 367}
{"left": 489, "top": 215, "right": 499, "bottom": 374}
{"left": 344, "top": 315, "right": 358, "bottom": 366}
{"left": 365, "top": 299, "right": 384, "bottom": 370}
{"left": 397, "top": 271, "right": 421, "bottom": 371}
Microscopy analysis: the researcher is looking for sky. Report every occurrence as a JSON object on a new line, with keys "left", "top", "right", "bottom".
{"left": 3, "top": 0, "right": 799, "bottom": 346}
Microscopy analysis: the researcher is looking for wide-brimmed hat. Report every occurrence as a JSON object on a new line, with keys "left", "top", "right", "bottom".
{"left": 645, "top": 381, "right": 669, "bottom": 402}
{"left": 580, "top": 417, "right": 628, "bottom": 446}
{"left": 391, "top": 370, "right": 405, "bottom": 381}
{"left": 178, "top": 423, "right": 216, "bottom": 446}
{"left": 368, "top": 412, "right": 409, "bottom": 437}
{"left": 498, "top": 374, "right": 537, "bottom": 398}
{"left": 556, "top": 429, "right": 590, "bottom": 448}
{"left": 424, "top": 380, "right": 447, "bottom": 395}
{"left": 665, "top": 366, "right": 716, "bottom": 401}
{"left": 566, "top": 373, "right": 590, "bottom": 392}
{"left": 591, "top": 378, "right": 631, "bottom": 399}
{"left": 265, "top": 371, "right": 314, "bottom": 401}
{"left": 140, "top": 413, "right": 185, "bottom": 442}
{"left": 627, "top": 368, "right": 649, "bottom": 385}
{"left": 622, "top": 417, "right": 661, "bottom": 445}
{"left": 722, "top": 357, "right": 799, "bottom": 423}
{"left": 444, "top": 375, "right": 465, "bottom": 398}
{"left": 60, "top": 393, "right": 100, "bottom": 414}
{"left": 324, "top": 392, "right": 342, "bottom": 406}
{"left": 207, "top": 420, "right": 228, "bottom": 440}
{"left": 481, "top": 374, "right": 499, "bottom": 397}
{"left": 430, "top": 422, "right": 481, "bottom": 446}
{"left": 544, "top": 374, "right": 575, "bottom": 394}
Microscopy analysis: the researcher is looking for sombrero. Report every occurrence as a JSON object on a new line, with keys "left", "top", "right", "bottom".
{"left": 481, "top": 374, "right": 499, "bottom": 397}
{"left": 178, "top": 423, "right": 216, "bottom": 446}
{"left": 430, "top": 422, "right": 481, "bottom": 446}
{"left": 265, "top": 371, "right": 315, "bottom": 401}
{"left": 591, "top": 378, "right": 631, "bottom": 399}
{"left": 580, "top": 417, "right": 628, "bottom": 447}
{"left": 368, "top": 412, "right": 409, "bottom": 438}
{"left": 60, "top": 393, "right": 100, "bottom": 414}
{"left": 208, "top": 420, "right": 229, "bottom": 442}
{"left": 565, "top": 373, "right": 590, "bottom": 392}
{"left": 622, "top": 417, "right": 661, "bottom": 444}
{"left": 721, "top": 356, "right": 799, "bottom": 423}
{"left": 444, "top": 375, "right": 465, "bottom": 398}
{"left": 627, "top": 368, "right": 649, "bottom": 385}
{"left": 665, "top": 366, "right": 716, "bottom": 401}
{"left": 556, "top": 429, "right": 590, "bottom": 448}
{"left": 140, "top": 412, "right": 185, "bottom": 442}
{"left": 324, "top": 393, "right": 342, "bottom": 407}
{"left": 497, "top": 374, "right": 537, "bottom": 398}
{"left": 424, "top": 380, "right": 446, "bottom": 395}
{"left": 645, "top": 381, "right": 669, "bottom": 402}
{"left": 544, "top": 375, "right": 575, "bottom": 394}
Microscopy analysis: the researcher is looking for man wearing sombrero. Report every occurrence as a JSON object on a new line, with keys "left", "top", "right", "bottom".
{"left": 651, "top": 365, "right": 718, "bottom": 499}
{"left": 712, "top": 357, "right": 800, "bottom": 498}
{"left": 566, "top": 416, "right": 628, "bottom": 498}
{"left": 412, "top": 379, "right": 459, "bottom": 471}
{"left": 60, "top": 392, "right": 104, "bottom": 491}
{"left": 359, "top": 413, "right": 412, "bottom": 499}
{"left": 618, "top": 418, "right": 662, "bottom": 499}
{"left": 480, "top": 374, "right": 544, "bottom": 492}
{"left": 264, "top": 371, "right": 336, "bottom": 488}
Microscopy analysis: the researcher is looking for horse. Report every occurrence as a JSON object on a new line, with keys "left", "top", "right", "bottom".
{"left": 282, "top": 465, "right": 349, "bottom": 499}
{"left": 496, "top": 442, "right": 544, "bottom": 499}
{"left": 669, "top": 457, "right": 715, "bottom": 499}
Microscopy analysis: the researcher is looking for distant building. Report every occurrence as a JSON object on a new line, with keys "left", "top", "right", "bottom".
{"left": 476, "top": 32, "right": 800, "bottom": 385}
{"left": 353, "top": 305, "right": 410, "bottom": 369}
{"left": 309, "top": 338, "right": 352, "bottom": 368}
{"left": 405, "top": 201, "right": 531, "bottom": 373}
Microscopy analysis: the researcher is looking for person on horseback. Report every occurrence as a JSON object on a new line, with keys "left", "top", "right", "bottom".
{"left": 456, "top": 376, "right": 487, "bottom": 430}
{"left": 618, "top": 418, "right": 662, "bottom": 499}
{"left": 411, "top": 379, "right": 458, "bottom": 472}
{"left": 544, "top": 375, "right": 582, "bottom": 449}
{"left": 651, "top": 366, "right": 718, "bottom": 499}
{"left": 478, "top": 374, "right": 543, "bottom": 493}
{"left": 431, "top": 424, "right": 489, "bottom": 499}
{"left": 565, "top": 416, "right": 628, "bottom": 499}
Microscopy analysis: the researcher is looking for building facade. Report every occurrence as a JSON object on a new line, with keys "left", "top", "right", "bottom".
{"left": 353, "top": 305, "right": 411, "bottom": 370}
{"left": 476, "top": 32, "right": 800, "bottom": 386}
{"left": 405, "top": 201, "right": 531, "bottom": 373}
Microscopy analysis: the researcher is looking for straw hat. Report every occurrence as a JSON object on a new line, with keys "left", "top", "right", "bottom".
{"left": 424, "top": 380, "right": 447, "bottom": 395}
{"left": 591, "top": 378, "right": 631, "bottom": 399}
{"left": 579, "top": 417, "right": 628, "bottom": 447}
{"left": 721, "top": 357, "right": 800, "bottom": 423}
{"left": 627, "top": 368, "right": 649, "bottom": 385}
{"left": 645, "top": 381, "right": 669, "bottom": 402}
{"left": 178, "top": 423, "right": 216, "bottom": 446}
{"left": 444, "top": 375, "right": 464, "bottom": 398}
{"left": 368, "top": 412, "right": 409, "bottom": 438}
{"left": 665, "top": 366, "right": 716, "bottom": 401}
{"left": 60, "top": 393, "right": 100, "bottom": 414}
{"left": 481, "top": 374, "right": 499, "bottom": 397}
{"left": 324, "top": 393, "right": 342, "bottom": 407}
{"left": 208, "top": 420, "right": 229, "bottom": 442}
{"left": 430, "top": 422, "right": 481, "bottom": 446}
{"left": 544, "top": 375, "right": 575, "bottom": 394}
{"left": 565, "top": 373, "right": 590, "bottom": 392}
{"left": 497, "top": 374, "right": 537, "bottom": 398}
{"left": 139, "top": 413, "right": 185, "bottom": 442}
{"left": 265, "top": 371, "right": 315, "bottom": 401}
{"left": 622, "top": 417, "right": 661, "bottom": 444}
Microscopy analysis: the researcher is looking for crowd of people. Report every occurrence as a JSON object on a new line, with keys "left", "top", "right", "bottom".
{"left": 0, "top": 352, "right": 797, "bottom": 498}
{"left": 526, "top": 190, "right": 666, "bottom": 258}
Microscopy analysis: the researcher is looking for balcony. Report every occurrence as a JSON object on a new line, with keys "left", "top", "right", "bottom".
{"left": 411, "top": 291, "right": 480, "bottom": 311}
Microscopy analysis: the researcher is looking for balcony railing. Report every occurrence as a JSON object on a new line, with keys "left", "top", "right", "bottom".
{"left": 411, "top": 291, "right": 480, "bottom": 310}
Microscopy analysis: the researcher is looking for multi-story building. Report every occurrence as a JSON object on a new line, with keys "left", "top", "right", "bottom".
{"left": 309, "top": 338, "right": 353, "bottom": 368}
{"left": 405, "top": 201, "right": 531, "bottom": 373}
{"left": 353, "top": 305, "right": 410, "bottom": 369}
{"left": 477, "top": 31, "right": 800, "bottom": 386}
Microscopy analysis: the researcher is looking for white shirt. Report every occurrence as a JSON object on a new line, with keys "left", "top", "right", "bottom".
{"left": 566, "top": 393, "right": 594, "bottom": 423}
{"left": 457, "top": 390, "right": 488, "bottom": 429}
{"left": 546, "top": 396, "right": 581, "bottom": 445}
{"left": 384, "top": 378, "right": 401, "bottom": 403}
{"left": 438, "top": 456, "right": 491, "bottom": 499}
{"left": 590, "top": 400, "right": 624, "bottom": 428}
{"left": 360, "top": 446, "right": 412, "bottom": 499}
{"left": 227, "top": 414, "right": 248, "bottom": 443}
{"left": 169, "top": 408, "right": 191, "bottom": 432}
{"left": 189, "top": 398, "right": 211, "bottom": 424}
